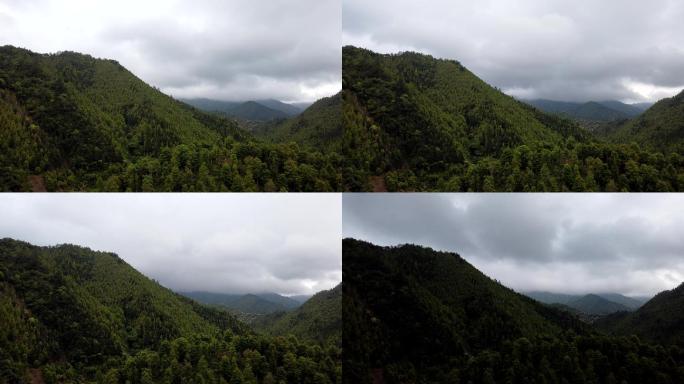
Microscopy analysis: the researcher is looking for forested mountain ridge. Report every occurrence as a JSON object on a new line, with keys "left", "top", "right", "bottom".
{"left": 0, "top": 238, "right": 341, "bottom": 383}
{"left": 180, "top": 291, "right": 302, "bottom": 314}
{"left": 342, "top": 46, "right": 684, "bottom": 192}
{"left": 596, "top": 282, "right": 684, "bottom": 345}
{"left": 525, "top": 99, "right": 644, "bottom": 122}
{"left": 0, "top": 45, "right": 342, "bottom": 192}
{"left": 255, "top": 92, "right": 343, "bottom": 151}
{"left": 607, "top": 89, "right": 684, "bottom": 153}
{"left": 254, "top": 284, "right": 341, "bottom": 345}
{"left": 525, "top": 291, "right": 645, "bottom": 314}
{"left": 343, "top": 238, "right": 684, "bottom": 383}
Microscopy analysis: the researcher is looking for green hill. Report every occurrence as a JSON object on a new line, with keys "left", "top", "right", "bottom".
{"left": 254, "top": 284, "right": 341, "bottom": 345}
{"left": 342, "top": 46, "right": 684, "bottom": 192}
{"left": 608, "top": 90, "right": 684, "bottom": 152}
{"left": 0, "top": 238, "right": 340, "bottom": 383}
{"left": 343, "top": 238, "right": 684, "bottom": 384}
{"left": 0, "top": 45, "right": 342, "bottom": 192}
{"left": 256, "top": 92, "right": 343, "bottom": 150}
{"left": 596, "top": 282, "right": 684, "bottom": 345}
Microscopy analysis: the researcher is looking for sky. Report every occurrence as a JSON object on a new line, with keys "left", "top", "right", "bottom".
{"left": 343, "top": 0, "right": 684, "bottom": 103}
{"left": 343, "top": 194, "right": 684, "bottom": 297}
{"left": 0, "top": 194, "right": 341, "bottom": 296}
{"left": 0, "top": 0, "right": 341, "bottom": 103}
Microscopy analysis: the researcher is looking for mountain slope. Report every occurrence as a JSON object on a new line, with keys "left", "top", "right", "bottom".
{"left": 0, "top": 238, "right": 341, "bottom": 383}
{"left": 257, "top": 92, "right": 343, "bottom": 150}
{"left": 608, "top": 89, "right": 684, "bottom": 152}
{"left": 255, "top": 284, "right": 341, "bottom": 345}
{"left": 343, "top": 238, "right": 587, "bottom": 382}
{"left": 567, "top": 294, "right": 631, "bottom": 315}
{"left": 344, "top": 238, "right": 684, "bottom": 383}
{"left": 343, "top": 46, "right": 684, "bottom": 192}
{"left": 0, "top": 46, "right": 342, "bottom": 192}
{"left": 596, "top": 282, "right": 684, "bottom": 345}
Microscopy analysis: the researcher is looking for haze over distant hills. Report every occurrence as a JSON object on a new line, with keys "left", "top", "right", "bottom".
{"left": 180, "top": 291, "right": 303, "bottom": 314}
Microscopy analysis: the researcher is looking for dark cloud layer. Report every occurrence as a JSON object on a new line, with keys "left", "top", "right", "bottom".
{"left": 0, "top": 194, "right": 341, "bottom": 295}
{"left": 343, "top": 0, "right": 684, "bottom": 102}
{"left": 343, "top": 194, "right": 684, "bottom": 296}
{"left": 0, "top": 0, "right": 341, "bottom": 102}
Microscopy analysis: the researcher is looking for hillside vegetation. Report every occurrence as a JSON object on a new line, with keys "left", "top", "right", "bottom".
{"left": 343, "top": 238, "right": 684, "bottom": 384}
{"left": 0, "top": 238, "right": 341, "bottom": 383}
{"left": 342, "top": 46, "right": 684, "bottom": 191}
{"left": 254, "top": 284, "right": 341, "bottom": 345}
{"left": 0, "top": 46, "right": 342, "bottom": 192}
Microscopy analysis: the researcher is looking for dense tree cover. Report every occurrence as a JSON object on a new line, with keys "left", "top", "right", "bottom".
{"left": 0, "top": 239, "right": 341, "bottom": 383}
{"left": 255, "top": 93, "right": 343, "bottom": 152}
{"left": 606, "top": 90, "right": 684, "bottom": 153}
{"left": 525, "top": 99, "right": 643, "bottom": 122}
{"left": 342, "top": 46, "right": 684, "bottom": 191}
{"left": 343, "top": 238, "right": 684, "bottom": 384}
{"left": 254, "top": 285, "right": 341, "bottom": 346}
{"left": 0, "top": 46, "right": 341, "bottom": 191}
{"left": 596, "top": 283, "right": 684, "bottom": 346}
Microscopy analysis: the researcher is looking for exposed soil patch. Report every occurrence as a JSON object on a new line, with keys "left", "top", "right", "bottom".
{"left": 28, "top": 175, "right": 46, "bottom": 192}
{"left": 370, "top": 176, "right": 387, "bottom": 192}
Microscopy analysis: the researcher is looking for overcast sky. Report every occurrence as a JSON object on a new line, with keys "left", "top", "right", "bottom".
{"left": 343, "top": 0, "right": 684, "bottom": 103}
{"left": 0, "top": 194, "right": 341, "bottom": 296}
{"left": 0, "top": 0, "right": 341, "bottom": 103}
{"left": 343, "top": 194, "right": 684, "bottom": 297}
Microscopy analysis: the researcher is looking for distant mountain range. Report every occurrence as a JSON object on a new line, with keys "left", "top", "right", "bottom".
{"left": 524, "top": 291, "right": 648, "bottom": 315}
{"left": 181, "top": 98, "right": 306, "bottom": 121}
{"left": 179, "top": 291, "right": 307, "bottom": 314}
{"left": 523, "top": 99, "right": 652, "bottom": 122}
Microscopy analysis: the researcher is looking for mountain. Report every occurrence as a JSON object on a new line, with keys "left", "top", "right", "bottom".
{"left": 597, "top": 282, "right": 684, "bottom": 345}
{"left": 0, "top": 238, "right": 340, "bottom": 383}
{"left": 0, "top": 45, "right": 341, "bottom": 192}
{"left": 255, "top": 284, "right": 341, "bottom": 345}
{"left": 181, "top": 98, "right": 302, "bottom": 121}
{"left": 181, "top": 291, "right": 301, "bottom": 314}
{"left": 526, "top": 291, "right": 646, "bottom": 312}
{"left": 343, "top": 238, "right": 684, "bottom": 383}
{"left": 289, "top": 294, "right": 313, "bottom": 304}
{"left": 256, "top": 92, "right": 342, "bottom": 150}
{"left": 525, "top": 99, "right": 644, "bottom": 122}
{"left": 223, "top": 100, "right": 290, "bottom": 121}
{"left": 342, "top": 46, "right": 683, "bottom": 192}
{"left": 255, "top": 99, "right": 304, "bottom": 116}
{"left": 607, "top": 89, "right": 684, "bottom": 152}
{"left": 566, "top": 294, "right": 631, "bottom": 315}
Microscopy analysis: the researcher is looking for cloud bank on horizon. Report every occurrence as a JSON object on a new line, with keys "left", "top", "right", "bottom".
{"left": 343, "top": 194, "right": 684, "bottom": 297}
{"left": 343, "top": 0, "right": 684, "bottom": 103}
{"left": 0, "top": 0, "right": 341, "bottom": 103}
{"left": 0, "top": 194, "right": 341, "bottom": 296}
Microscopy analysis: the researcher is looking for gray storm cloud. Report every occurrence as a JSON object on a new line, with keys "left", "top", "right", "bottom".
{"left": 0, "top": 0, "right": 341, "bottom": 102}
{"left": 0, "top": 194, "right": 341, "bottom": 296}
{"left": 343, "top": 0, "right": 684, "bottom": 102}
{"left": 343, "top": 194, "right": 684, "bottom": 296}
